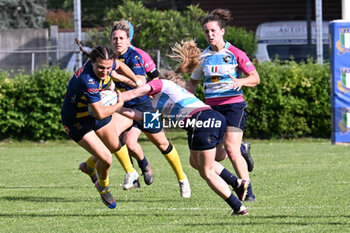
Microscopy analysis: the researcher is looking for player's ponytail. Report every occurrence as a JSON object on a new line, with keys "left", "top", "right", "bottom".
{"left": 161, "top": 40, "right": 201, "bottom": 87}
{"left": 168, "top": 40, "right": 201, "bottom": 74}
{"left": 75, "top": 38, "right": 117, "bottom": 62}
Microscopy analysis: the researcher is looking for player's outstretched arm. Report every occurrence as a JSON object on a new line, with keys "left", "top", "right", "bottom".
{"left": 119, "top": 107, "right": 142, "bottom": 121}
{"left": 120, "top": 84, "right": 152, "bottom": 102}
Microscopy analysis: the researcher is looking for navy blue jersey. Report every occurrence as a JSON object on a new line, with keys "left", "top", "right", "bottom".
{"left": 61, "top": 60, "right": 116, "bottom": 120}
{"left": 115, "top": 47, "right": 150, "bottom": 107}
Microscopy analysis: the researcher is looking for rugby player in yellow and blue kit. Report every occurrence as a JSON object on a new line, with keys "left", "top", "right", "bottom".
{"left": 61, "top": 46, "right": 136, "bottom": 208}
{"left": 109, "top": 19, "right": 191, "bottom": 198}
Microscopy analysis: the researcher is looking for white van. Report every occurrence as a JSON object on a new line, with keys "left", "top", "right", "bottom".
{"left": 254, "top": 21, "right": 330, "bottom": 62}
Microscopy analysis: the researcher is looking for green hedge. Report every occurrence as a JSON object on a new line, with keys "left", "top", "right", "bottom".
{"left": 0, "top": 60, "right": 331, "bottom": 140}
{"left": 0, "top": 67, "right": 71, "bottom": 140}
{"left": 244, "top": 59, "right": 331, "bottom": 139}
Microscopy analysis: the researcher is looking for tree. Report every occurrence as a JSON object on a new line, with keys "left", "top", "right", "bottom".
{"left": 46, "top": 0, "right": 124, "bottom": 28}
{"left": 86, "top": 1, "right": 207, "bottom": 68}
{"left": 0, "top": 0, "right": 46, "bottom": 29}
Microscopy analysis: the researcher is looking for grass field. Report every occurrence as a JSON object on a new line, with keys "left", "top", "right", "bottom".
{"left": 1, "top": 134, "right": 349, "bottom": 232}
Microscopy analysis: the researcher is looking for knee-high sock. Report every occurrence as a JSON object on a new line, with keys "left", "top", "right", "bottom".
{"left": 225, "top": 193, "right": 242, "bottom": 212}
{"left": 114, "top": 145, "right": 135, "bottom": 173}
{"left": 98, "top": 176, "right": 110, "bottom": 188}
{"left": 162, "top": 144, "right": 186, "bottom": 181}
{"left": 86, "top": 156, "right": 96, "bottom": 169}
{"left": 220, "top": 168, "right": 239, "bottom": 188}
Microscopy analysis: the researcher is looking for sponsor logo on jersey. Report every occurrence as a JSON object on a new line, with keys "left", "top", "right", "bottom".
{"left": 223, "top": 55, "right": 231, "bottom": 63}
{"left": 75, "top": 66, "right": 84, "bottom": 77}
{"left": 88, "top": 78, "right": 95, "bottom": 85}
{"left": 87, "top": 88, "right": 99, "bottom": 92}
{"left": 210, "top": 76, "right": 221, "bottom": 83}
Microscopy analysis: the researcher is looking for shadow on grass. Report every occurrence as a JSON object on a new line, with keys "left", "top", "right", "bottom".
{"left": 0, "top": 212, "right": 203, "bottom": 218}
{"left": 1, "top": 213, "right": 349, "bottom": 223}
{"left": 183, "top": 215, "right": 350, "bottom": 226}
{"left": 1, "top": 196, "right": 91, "bottom": 203}
{"left": 1, "top": 195, "right": 179, "bottom": 204}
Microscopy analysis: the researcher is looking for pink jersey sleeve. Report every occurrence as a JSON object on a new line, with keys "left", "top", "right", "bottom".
{"left": 147, "top": 79, "right": 163, "bottom": 95}
{"left": 133, "top": 47, "right": 156, "bottom": 73}
{"left": 228, "top": 44, "right": 256, "bottom": 75}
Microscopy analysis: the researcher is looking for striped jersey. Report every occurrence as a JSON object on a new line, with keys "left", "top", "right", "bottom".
{"left": 147, "top": 79, "right": 211, "bottom": 121}
{"left": 61, "top": 60, "right": 115, "bottom": 120}
{"left": 191, "top": 41, "right": 256, "bottom": 106}
{"left": 115, "top": 47, "right": 150, "bottom": 107}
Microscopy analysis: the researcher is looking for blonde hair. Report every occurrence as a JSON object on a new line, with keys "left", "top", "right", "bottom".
{"left": 160, "top": 40, "right": 202, "bottom": 87}
{"left": 110, "top": 19, "right": 131, "bottom": 39}
{"left": 168, "top": 40, "right": 201, "bottom": 74}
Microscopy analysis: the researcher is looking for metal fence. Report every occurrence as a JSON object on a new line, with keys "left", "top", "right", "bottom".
{"left": 0, "top": 48, "right": 163, "bottom": 75}
{"left": 0, "top": 49, "right": 82, "bottom": 74}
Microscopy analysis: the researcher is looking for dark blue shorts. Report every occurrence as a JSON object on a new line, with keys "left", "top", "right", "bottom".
{"left": 61, "top": 116, "right": 112, "bottom": 142}
{"left": 211, "top": 102, "right": 247, "bottom": 130}
{"left": 186, "top": 110, "right": 226, "bottom": 150}
{"left": 127, "top": 99, "right": 162, "bottom": 134}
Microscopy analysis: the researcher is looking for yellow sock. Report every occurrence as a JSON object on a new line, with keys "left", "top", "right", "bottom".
{"left": 163, "top": 145, "right": 186, "bottom": 181}
{"left": 86, "top": 156, "right": 96, "bottom": 169}
{"left": 114, "top": 145, "right": 135, "bottom": 173}
{"left": 98, "top": 176, "right": 109, "bottom": 187}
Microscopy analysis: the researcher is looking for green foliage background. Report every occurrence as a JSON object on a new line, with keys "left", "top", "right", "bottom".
{"left": 0, "top": 0, "right": 47, "bottom": 29}
{"left": 0, "top": 60, "right": 331, "bottom": 140}
{"left": 0, "top": 67, "right": 70, "bottom": 140}
{"left": 244, "top": 59, "right": 331, "bottom": 139}
{"left": 86, "top": 2, "right": 256, "bottom": 70}
{"left": 87, "top": 2, "right": 207, "bottom": 64}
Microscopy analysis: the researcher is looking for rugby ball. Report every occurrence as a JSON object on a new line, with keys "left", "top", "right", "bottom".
{"left": 88, "top": 90, "right": 118, "bottom": 117}
{"left": 99, "top": 90, "right": 118, "bottom": 106}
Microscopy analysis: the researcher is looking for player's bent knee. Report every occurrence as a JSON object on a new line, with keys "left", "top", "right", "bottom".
{"left": 189, "top": 159, "right": 198, "bottom": 169}
{"left": 98, "top": 154, "right": 113, "bottom": 167}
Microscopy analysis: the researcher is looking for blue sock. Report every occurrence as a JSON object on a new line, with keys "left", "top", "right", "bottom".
{"left": 240, "top": 144, "right": 246, "bottom": 155}
{"left": 247, "top": 182, "right": 255, "bottom": 198}
{"left": 220, "top": 168, "right": 238, "bottom": 188}
{"left": 225, "top": 193, "right": 242, "bottom": 212}
{"left": 137, "top": 157, "right": 149, "bottom": 172}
